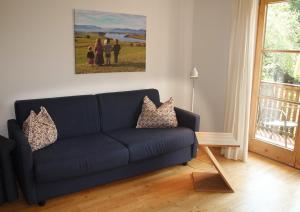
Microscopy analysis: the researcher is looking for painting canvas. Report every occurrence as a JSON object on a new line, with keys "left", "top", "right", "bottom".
{"left": 74, "top": 10, "right": 146, "bottom": 74}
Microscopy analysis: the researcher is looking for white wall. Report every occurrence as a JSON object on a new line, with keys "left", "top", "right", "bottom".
{"left": 0, "top": 0, "right": 234, "bottom": 136}
{"left": 192, "top": 0, "right": 234, "bottom": 132}
{"left": 0, "top": 0, "right": 194, "bottom": 136}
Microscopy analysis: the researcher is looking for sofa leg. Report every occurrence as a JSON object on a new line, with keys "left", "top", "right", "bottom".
{"left": 182, "top": 162, "right": 188, "bottom": 166}
{"left": 38, "top": 200, "right": 46, "bottom": 206}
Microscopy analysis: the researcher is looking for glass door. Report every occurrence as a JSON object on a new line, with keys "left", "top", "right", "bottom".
{"left": 249, "top": 0, "right": 300, "bottom": 168}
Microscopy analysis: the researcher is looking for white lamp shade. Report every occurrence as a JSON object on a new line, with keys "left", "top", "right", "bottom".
{"left": 190, "top": 67, "right": 199, "bottom": 78}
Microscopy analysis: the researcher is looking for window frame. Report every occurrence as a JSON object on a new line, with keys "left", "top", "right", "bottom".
{"left": 249, "top": 0, "right": 300, "bottom": 168}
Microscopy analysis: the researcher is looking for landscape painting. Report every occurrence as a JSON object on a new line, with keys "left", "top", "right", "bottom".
{"left": 74, "top": 10, "right": 146, "bottom": 74}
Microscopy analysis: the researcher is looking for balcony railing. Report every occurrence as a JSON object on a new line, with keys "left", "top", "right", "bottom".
{"left": 256, "top": 81, "right": 300, "bottom": 150}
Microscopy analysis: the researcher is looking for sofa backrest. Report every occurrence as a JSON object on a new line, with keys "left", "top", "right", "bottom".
{"left": 97, "top": 89, "right": 160, "bottom": 132}
{"left": 15, "top": 95, "right": 101, "bottom": 139}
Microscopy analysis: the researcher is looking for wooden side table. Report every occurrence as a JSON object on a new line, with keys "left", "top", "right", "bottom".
{"left": 192, "top": 132, "right": 240, "bottom": 193}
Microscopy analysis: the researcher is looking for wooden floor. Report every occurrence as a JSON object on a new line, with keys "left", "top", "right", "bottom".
{"left": 1, "top": 148, "right": 300, "bottom": 212}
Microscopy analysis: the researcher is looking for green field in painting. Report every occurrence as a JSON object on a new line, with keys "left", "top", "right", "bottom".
{"left": 75, "top": 32, "right": 146, "bottom": 74}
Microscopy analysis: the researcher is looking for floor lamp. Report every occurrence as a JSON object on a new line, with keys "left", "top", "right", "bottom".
{"left": 190, "top": 67, "right": 199, "bottom": 112}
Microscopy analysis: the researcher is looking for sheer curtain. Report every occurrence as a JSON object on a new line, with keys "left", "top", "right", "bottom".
{"left": 222, "top": 0, "right": 259, "bottom": 161}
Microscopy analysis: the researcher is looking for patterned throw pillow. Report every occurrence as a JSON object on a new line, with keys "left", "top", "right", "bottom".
{"left": 23, "top": 110, "right": 37, "bottom": 137}
{"left": 22, "top": 106, "right": 58, "bottom": 151}
{"left": 136, "top": 96, "right": 178, "bottom": 128}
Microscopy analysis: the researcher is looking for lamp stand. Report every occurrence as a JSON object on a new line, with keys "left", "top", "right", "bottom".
{"left": 192, "top": 78, "right": 195, "bottom": 112}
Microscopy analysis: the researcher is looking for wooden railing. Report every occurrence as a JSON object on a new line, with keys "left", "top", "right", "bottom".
{"left": 257, "top": 81, "right": 300, "bottom": 143}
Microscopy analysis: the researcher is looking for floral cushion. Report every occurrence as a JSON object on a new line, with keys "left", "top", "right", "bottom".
{"left": 23, "top": 106, "right": 58, "bottom": 151}
{"left": 136, "top": 96, "right": 178, "bottom": 128}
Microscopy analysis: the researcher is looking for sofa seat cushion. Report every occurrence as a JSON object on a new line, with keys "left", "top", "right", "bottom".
{"left": 33, "top": 133, "right": 129, "bottom": 183}
{"left": 106, "top": 128, "right": 195, "bottom": 162}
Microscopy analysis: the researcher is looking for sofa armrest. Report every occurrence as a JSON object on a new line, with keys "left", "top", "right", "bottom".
{"left": 0, "top": 136, "right": 18, "bottom": 202}
{"left": 174, "top": 108, "right": 200, "bottom": 158}
{"left": 7, "top": 119, "right": 33, "bottom": 166}
{"left": 7, "top": 119, "right": 37, "bottom": 204}
{"left": 175, "top": 107, "right": 200, "bottom": 131}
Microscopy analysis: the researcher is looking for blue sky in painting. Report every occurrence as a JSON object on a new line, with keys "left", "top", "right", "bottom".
{"left": 75, "top": 10, "right": 146, "bottom": 30}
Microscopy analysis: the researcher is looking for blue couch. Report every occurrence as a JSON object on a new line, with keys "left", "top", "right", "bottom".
{"left": 7, "top": 89, "right": 200, "bottom": 205}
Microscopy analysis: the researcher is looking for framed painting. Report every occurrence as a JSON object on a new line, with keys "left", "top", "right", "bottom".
{"left": 74, "top": 9, "right": 146, "bottom": 74}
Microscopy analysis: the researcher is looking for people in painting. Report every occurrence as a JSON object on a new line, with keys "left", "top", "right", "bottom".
{"left": 104, "top": 38, "right": 113, "bottom": 65}
{"left": 88, "top": 38, "right": 122, "bottom": 66}
{"left": 113, "top": 39, "right": 121, "bottom": 64}
{"left": 86, "top": 46, "right": 95, "bottom": 65}
{"left": 94, "top": 38, "right": 104, "bottom": 66}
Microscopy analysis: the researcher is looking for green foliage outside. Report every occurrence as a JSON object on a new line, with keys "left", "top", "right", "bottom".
{"left": 290, "top": 0, "right": 300, "bottom": 13}
{"left": 262, "top": 1, "right": 300, "bottom": 84}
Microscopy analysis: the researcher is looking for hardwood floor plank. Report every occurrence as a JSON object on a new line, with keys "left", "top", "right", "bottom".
{"left": 1, "top": 148, "right": 300, "bottom": 212}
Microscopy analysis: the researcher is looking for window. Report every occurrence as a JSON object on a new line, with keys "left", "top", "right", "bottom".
{"left": 249, "top": 0, "right": 300, "bottom": 167}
